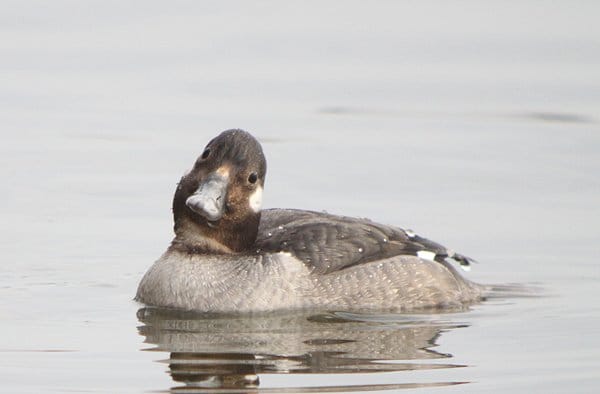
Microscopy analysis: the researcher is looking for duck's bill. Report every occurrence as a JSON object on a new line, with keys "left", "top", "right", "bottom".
{"left": 185, "top": 172, "right": 228, "bottom": 222}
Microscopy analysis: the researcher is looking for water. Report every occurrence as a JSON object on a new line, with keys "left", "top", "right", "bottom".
{"left": 2, "top": 1, "right": 599, "bottom": 392}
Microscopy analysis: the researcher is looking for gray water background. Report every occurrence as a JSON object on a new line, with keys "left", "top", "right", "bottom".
{"left": 1, "top": 1, "right": 599, "bottom": 392}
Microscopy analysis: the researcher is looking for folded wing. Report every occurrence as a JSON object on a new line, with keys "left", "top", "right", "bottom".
{"left": 256, "top": 209, "right": 473, "bottom": 274}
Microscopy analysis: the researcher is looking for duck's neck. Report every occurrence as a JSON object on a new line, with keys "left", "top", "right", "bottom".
{"left": 172, "top": 215, "right": 260, "bottom": 254}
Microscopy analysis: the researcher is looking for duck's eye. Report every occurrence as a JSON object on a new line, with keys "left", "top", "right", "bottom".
{"left": 248, "top": 172, "right": 258, "bottom": 184}
{"left": 200, "top": 148, "right": 211, "bottom": 160}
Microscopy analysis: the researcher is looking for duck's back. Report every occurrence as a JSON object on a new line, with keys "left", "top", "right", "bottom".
{"left": 257, "top": 209, "right": 473, "bottom": 273}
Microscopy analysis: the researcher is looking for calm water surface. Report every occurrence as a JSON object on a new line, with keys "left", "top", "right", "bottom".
{"left": 1, "top": 1, "right": 599, "bottom": 393}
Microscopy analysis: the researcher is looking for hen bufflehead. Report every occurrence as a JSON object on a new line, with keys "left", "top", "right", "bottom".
{"left": 136, "top": 129, "right": 482, "bottom": 312}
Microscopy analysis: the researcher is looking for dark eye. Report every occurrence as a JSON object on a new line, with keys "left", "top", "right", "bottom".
{"left": 200, "top": 148, "right": 211, "bottom": 160}
{"left": 248, "top": 172, "right": 258, "bottom": 184}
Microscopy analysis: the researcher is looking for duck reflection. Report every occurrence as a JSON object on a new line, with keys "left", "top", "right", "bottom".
{"left": 137, "top": 308, "right": 470, "bottom": 392}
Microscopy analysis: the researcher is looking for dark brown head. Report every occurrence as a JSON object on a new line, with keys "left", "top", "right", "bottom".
{"left": 172, "top": 129, "right": 267, "bottom": 253}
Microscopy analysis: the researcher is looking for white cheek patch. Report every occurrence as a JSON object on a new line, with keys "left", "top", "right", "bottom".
{"left": 249, "top": 186, "right": 263, "bottom": 212}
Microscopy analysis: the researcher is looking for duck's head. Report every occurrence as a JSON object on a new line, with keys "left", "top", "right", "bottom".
{"left": 172, "top": 129, "right": 267, "bottom": 253}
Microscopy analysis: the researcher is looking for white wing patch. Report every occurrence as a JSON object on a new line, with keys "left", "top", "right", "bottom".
{"left": 249, "top": 186, "right": 263, "bottom": 212}
{"left": 417, "top": 250, "right": 437, "bottom": 261}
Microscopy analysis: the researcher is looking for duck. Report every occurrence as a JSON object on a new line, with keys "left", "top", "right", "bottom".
{"left": 136, "top": 129, "right": 483, "bottom": 312}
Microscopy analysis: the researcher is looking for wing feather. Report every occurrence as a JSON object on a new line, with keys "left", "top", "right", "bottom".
{"left": 256, "top": 209, "right": 473, "bottom": 274}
